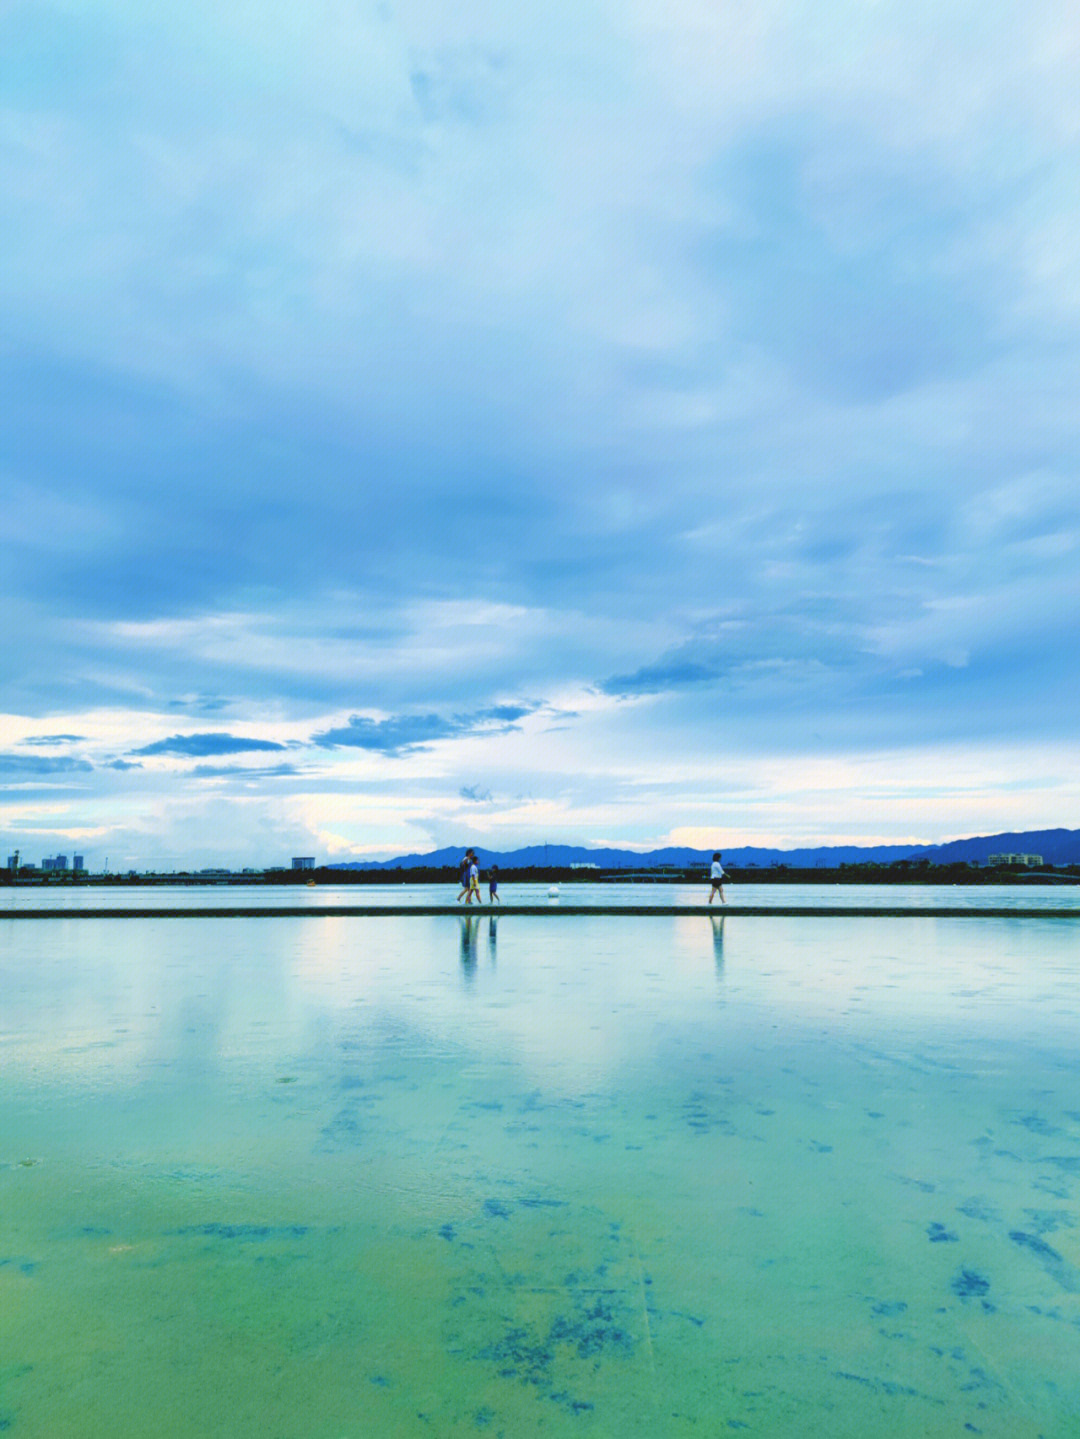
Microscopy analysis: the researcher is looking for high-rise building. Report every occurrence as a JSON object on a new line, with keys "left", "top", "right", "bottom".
{"left": 73, "top": 855, "right": 85, "bottom": 871}
{"left": 291, "top": 857, "right": 316, "bottom": 870}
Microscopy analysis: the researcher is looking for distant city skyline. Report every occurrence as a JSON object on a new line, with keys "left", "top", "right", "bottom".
{"left": 4, "top": 1, "right": 1079, "bottom": 868}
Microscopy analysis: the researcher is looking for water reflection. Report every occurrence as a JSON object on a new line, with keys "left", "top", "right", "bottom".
{"left": 459, "top": 914, "right": 480, "bottom": 983}
{"left": 5, "top": 910, "right": 1080, "bottom": 1437}
{"left": 710, "top": 914, "right": 725, "bottom": 975}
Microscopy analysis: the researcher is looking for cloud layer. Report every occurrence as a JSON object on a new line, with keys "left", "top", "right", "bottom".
{"left": 3, "top": 0, "right": 1079, "bottom": 866}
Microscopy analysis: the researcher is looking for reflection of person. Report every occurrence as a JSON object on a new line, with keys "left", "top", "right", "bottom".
{"left": 456, "top": 849, "right": 476, "bottom": 903}
{"left": 708, "top": 852, "right": 726, "bottom": 905}
{"left": 488, "top": 865, "right": 500, "bottom": 904}
{"left": 710, "top": 914, "right": 725, "bottom": 970}
{"left": 460, "top": 914, "right": 479, "bottom": 974}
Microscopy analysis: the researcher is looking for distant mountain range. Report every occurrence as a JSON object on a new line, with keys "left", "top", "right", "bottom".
{"left": 331, "top": 828, "right": 1080, "bottom": 870}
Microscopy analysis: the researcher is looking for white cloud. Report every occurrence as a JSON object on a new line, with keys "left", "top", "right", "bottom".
{"left": 3, "top": 0, "right": 1079, "bottom": 863}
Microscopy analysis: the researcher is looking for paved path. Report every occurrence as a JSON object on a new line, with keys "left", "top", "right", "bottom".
{"left": 3, "top": 905, "right": 1079, "bottom": 919}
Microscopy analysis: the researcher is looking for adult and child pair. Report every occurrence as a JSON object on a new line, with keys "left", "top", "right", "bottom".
{"left": 456, "top": 850, "right": 499, "bottom": 904}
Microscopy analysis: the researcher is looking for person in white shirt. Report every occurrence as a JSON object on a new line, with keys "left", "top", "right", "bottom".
{"left": 708, "top": 852, "right": 726, "bottom": 905}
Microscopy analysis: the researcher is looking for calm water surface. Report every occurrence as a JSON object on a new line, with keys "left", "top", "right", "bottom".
{"left": 2, "top": 891, "right": 1079, "bottom": 1436}
{"left": 3, "top": 879, "right": 1079, "bottom": 909}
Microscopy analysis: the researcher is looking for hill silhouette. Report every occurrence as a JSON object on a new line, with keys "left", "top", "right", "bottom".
{"left": 330, "top": 828, "right": 1080, "bottom": 870}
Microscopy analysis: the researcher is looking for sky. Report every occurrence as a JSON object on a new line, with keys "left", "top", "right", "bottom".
{"left": 3, "top": 0, "right": 1079, "bottom": 869}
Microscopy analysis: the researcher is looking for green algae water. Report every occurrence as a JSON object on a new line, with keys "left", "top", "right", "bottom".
{"left": 2, "top": 897, "right": 1079, "bottom": 1436}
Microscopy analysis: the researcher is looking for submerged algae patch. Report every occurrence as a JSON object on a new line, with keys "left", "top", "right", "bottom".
{"left": 1008, "top": 1230, "right": 1080, "bottom": 1291}
{"left": 431, "top": 1196, "right": 653, "bottom": 1426}
{"left": 166, "top": 1223, "right": 311, "bottom": 1242}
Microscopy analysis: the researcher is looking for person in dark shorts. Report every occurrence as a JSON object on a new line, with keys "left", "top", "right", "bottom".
{"left": 488, "top": 865, "right": 500, "bottom": 904}
{"left": 708, "top": 852, "right": 726, "bottom": 904}
{"left": 456, "top": 850, "right": 476, "bottom": 903}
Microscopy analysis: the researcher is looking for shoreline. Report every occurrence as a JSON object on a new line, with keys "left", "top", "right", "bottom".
{"left": 3, "top": 903, "right": 1079, "bottom": 919}
{"left": 4, "top": 867, "right": 1078, "bottom": 889}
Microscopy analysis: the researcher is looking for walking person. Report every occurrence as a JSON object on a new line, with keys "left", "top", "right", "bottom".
{"left": 456, "top": 849, "right": 476, "bottom": 903}
{"left": 708, "top": 852, "right": 726, "bottom": 905}
{"left": 488, "top": 865, "right": 501, "bottom": 904}
{"left": 467, "top": 853, "right": 482, "bottom": 904}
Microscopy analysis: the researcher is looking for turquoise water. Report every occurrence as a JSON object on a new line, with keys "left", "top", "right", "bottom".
{"left": 2, "top": 893, "right": 1079, "bottom": 1436}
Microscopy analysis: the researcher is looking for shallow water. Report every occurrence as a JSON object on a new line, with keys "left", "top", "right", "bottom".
{"left": 2, "top": 899, "right": 1079, "bottom": 1436}
{"left": 3, "top": 879, "right": 1079, "bottom": 910}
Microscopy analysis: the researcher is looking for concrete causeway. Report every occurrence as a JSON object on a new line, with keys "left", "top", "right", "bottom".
{"left": 3, "top": 904, "right": 1079, "bottom": 919}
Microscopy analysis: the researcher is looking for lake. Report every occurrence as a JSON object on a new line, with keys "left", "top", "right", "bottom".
{"left": 2, "top": 885, "right": 1079, "bottom": 1436}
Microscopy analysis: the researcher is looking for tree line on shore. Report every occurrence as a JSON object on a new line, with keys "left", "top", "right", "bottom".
{"left": 4, "top": 860, "right": 1078, "bottom": 886}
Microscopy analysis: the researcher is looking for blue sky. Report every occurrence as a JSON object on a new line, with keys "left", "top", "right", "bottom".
{"left": 3, "top": 0, "right": 1079, "bottom": 868}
